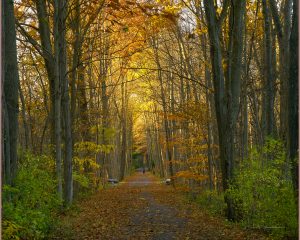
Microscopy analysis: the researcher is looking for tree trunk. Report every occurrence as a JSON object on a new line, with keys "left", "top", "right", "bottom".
{"left": 287, "top": 0, "right": 298, "bottom": 197}
{"left": 57, "top": 0, "right": 73, "bottom": 204}
{"left": 99, "top": 31, "right": 110, "bottom": 182}
{"left": 19, "top": 83, "right": 30, "bottom": 150}
{"left": 204, "top": 0, "right": 246, "bottom": 220}
{"left": 269, "top": 0, "right": 292, "bottom": 141}
{"left": 70, "top": 0, "right": 81, "bottom": 131}
{"left": 35, "top": 0, "right": 56, "bottom": 143}
{"left": 35, "top": 0, "right": 63, "bottom": 199}
{"left": 119, "top": 78, "right": 127, "bottom": 181}
{"left": 3, "top": 98, "right": 11, "bottom": 186}
{"left": 262, "top": 0, "right": 276, "bottom": 138}
{"left": 53, "top": 0, "right": 63, "bottom": 200}
{"left": 151, "top": 38, "right": 174, "bottom": 181}
{"left": 3, "top": 0, "right": 20, "bottom": 185}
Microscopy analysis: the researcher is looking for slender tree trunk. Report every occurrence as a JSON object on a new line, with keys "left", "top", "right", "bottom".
{"left": 19, "top": 84, "right": 30, "bottom": 150}
{"left": 153, "top": 108, "right": 165, "bottom": 178}
{"left": 35, "top": 0, "right": 56, "bottom": 144}
{"left": 77, "top": 65, "right": 89, "bottom": 140}
{"left": 53, "top": 0, "right": 63, "bottom": 200}
{"left": 151, "top": 38, "right": 174, "bottom": 181}
{"left": 269, "top": 0, "right": 292, "bottom": 142}
{"left": 205, "top": 61, "right": 214, "bottom": 191}
{"left": 99, "top": 32, "right": 110, "bottom": 182}
{"left": 262, "top": 0, "right": 276, "bottom": 138}
{"left": 35, "top": 0, "right": 63, "bottom": 198}
{"left": 119, "top": 78, "right": 127, "bottom": 181}
{"left": 70, "top": 0, "right": 81, "bottom": 131}
{"left": 58, "top": 0, "right": 73, "bottom": 204}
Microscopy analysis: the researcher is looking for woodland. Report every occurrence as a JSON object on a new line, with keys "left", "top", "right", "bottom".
{"left": 2, "top": 0, "right": 299, "bottom": 239}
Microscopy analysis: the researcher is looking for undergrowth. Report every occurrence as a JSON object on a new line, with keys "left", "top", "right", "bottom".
{"left": 195, "top": 138, "right": 298, "bottom": 239}
{"left": 2, "top": 153, "right": 61, "bottom": 240}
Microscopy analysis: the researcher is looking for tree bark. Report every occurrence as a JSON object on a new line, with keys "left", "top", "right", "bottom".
{"left": 204, "top": 0, "right": 246, "bottom": 220}
{"left": 34, "top": 0, "right": 63, "bottom": 199}
{"left": 287, "top": 0, "right": 298, "bottom": 197}
{"left": 53, "top": 0, "right": 63, "bottom": 200}
{"left": 35, "top": 0, "right": 56, "bottom": 142}
{"left": 119, "top": 77, "right": 127, "bottom": 181}
{"left": 18, "top": 83, "right": 30, "bottom": 150}
{"left": 57, "top": 0, "right": 73, "bottom": 204}
{"left": 3, "top": 0, "right": 20, "bottom": 185}
{"left": 262, "top": 0, "right": 276, "bottom": 138}
{"left": 269, "top": 0, "right": 292, "bottom": 141}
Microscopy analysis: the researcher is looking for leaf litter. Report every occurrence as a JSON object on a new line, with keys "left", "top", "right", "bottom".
{"left": 49, "top": 172, "right": 271, "bottom": 240}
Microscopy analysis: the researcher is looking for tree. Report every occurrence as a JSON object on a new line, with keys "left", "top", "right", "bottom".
{"left": 3, "top": 0, "right": 20, "bottom": 186}
{"left": 203, "top": 0, "right": 246, "bottom": 220}
{"left": 57, "top": 0, "right": 73, "bottom": 204}
{"left": 287, "top": 0, "right": 298, "bottom": 196}
{"left": 151, "top": 37, "right": 175, "bottom": 182}
{"left": 262, "top": 0, "right": 276, "bottom": 138}
{"left": 268, "top": 0, "right": 292, "bottom": 141}
{"left": 31, "top": 0, "right": 63, "bottom": 199}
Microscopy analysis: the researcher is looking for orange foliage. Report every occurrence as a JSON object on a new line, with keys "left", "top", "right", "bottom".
{"left": 175, "top": 170, "right": 208, "bottom": 182}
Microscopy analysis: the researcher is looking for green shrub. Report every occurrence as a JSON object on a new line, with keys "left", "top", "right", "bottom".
{"left": 195, "top": 190, "right": 226, "bottom": 216}
{"left": 2, "top": 220, "right": 22, "bottom": 240}
{"left": 226, "top": 138, "right": 298, "bottom": 239}
{"left": 2, "top": 153, "right": 61, "bottom": 239}
{"left": 73, "top": 171, "right": 90, "bottom": 188}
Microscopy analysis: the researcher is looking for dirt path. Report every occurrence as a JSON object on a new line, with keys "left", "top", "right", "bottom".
{"left": 122, "top": 172, "right": 186, "bottom": 239}
{"left": 50, "top": 172, "right": 270, "bottom": 240}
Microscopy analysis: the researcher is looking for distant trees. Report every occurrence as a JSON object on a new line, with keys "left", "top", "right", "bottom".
{"left": 132, "top": 0, "right": 298, "bottom": 225}
{"left": 13, "top": 0, "right": 146, "bottom": 200}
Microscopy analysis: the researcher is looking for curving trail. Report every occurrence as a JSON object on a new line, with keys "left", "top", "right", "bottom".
{"left": 50, "top": 172, "right": 270, "bottom": 240}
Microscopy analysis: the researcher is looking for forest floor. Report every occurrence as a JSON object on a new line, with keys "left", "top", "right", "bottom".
{"left": 49, "top": 171, "right": 271, "bottom": 240}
